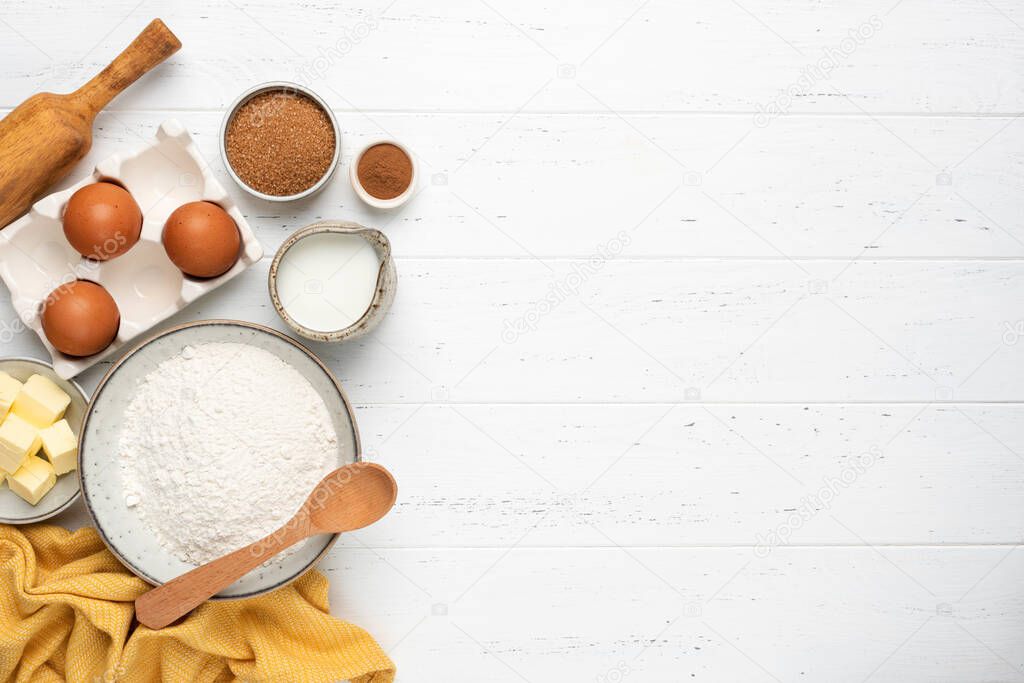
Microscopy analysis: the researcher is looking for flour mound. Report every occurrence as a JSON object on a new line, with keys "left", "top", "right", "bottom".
{"left": 118, "top": 342, "right": 338, "bottom": 565}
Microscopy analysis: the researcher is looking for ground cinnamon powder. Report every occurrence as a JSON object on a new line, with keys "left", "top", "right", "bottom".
{"left": 357, "top": 144, "right": 412, "bottom": 199}
{"left": 225, "top": 90, "right": 336, "bottom": 197}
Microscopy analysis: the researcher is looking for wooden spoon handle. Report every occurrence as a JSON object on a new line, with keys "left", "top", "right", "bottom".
{"left": 134, "top": 514, "right": 312, "bottom": 630}
{"left": 72, "top": 19, "right": 181, "bottom": 116}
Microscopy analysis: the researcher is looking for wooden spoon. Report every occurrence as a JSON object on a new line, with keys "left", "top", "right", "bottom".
{"left": 134, "top": 462, "right": 398, "bottom": 630}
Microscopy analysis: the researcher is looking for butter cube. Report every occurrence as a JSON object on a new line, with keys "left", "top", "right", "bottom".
{"left": 13, "top": 374, "right": 70, "bottom": 428}
{"left": 0, "top": 413, "right": 41, "bottom": 474}
{"left": 0, "top": 372, "right": 22, "bottom": 417}
{"left": 7, "top": 454, "right": 55, "bottom": 506}
{"left": 39, "top": 419, "right": 77, "bottom": 475}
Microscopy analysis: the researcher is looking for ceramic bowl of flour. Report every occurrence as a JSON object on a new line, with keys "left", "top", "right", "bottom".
{"left": 79, "top": 320, "right": 360, "bottom": 599}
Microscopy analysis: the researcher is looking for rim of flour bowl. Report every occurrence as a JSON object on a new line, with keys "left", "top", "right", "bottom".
{"left": 78, "top": 319, "right": 361, "bottom": 600}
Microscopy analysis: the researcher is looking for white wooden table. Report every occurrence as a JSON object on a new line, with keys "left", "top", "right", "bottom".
{"left": 3, "top": 1, "right": 1023, "bottom": 680}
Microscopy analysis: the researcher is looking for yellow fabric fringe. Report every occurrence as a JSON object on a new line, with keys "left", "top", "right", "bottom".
{"left": 0, "top": 524, "right": 395, "bottom": 683}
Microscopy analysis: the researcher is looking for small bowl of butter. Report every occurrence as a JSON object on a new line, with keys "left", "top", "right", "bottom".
{"left": 268, "top": 221, "right": 397, "bottom": 343}
{"left": 0, "top": 357, "right": 88, "bottom": 524}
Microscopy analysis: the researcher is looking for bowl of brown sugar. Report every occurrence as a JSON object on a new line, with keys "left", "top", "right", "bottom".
{"left": 221, "top": 82, "right": 341, "bottom": 201}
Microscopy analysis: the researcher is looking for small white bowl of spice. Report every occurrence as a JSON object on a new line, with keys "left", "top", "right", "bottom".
{"left": 350, "top": 140, "right": 417, "bottom": 209}
{"left": 221, "top": 82, "right": 341, "bottom": 201}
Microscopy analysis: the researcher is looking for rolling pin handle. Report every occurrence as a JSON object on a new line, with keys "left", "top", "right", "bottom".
{"left": 71, "top": 19, "right": 182, "bottom": 116}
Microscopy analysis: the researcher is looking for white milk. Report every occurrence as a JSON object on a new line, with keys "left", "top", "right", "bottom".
{"left": 275, "top": 232, "right": 381, "bottom": 332}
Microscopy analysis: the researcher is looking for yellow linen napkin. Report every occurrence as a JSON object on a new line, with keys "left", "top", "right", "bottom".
{"left": 0, "top": 524, "right": 395, "bottom": 683}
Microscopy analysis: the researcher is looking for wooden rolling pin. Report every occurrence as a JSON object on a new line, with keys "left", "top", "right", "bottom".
{"left": 0, "top": 19, "right": 181, "bottom": 229}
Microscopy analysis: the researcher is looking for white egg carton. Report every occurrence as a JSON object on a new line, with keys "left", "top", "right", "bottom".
{"left": 0, "top": 119, "right": 264, "bottom": 379}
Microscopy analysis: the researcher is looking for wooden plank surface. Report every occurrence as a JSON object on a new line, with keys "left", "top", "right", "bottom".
{"left": 1, "top": 111, "right": 1020, "bottom": 259}
{"left": 317, "top": 546, "right": 1024, "bottom": 683}
{"left": 2, "top": 1, "right": 1022, "bottom": 680}
{"left": 1, "top": 1, "right": 1022, "bottom": 113}
{"left": 4, "top": 257, "right": 1020, "bottom": 402}
{"left": 50, "top": 401, "right": 1024, "bottom": 545}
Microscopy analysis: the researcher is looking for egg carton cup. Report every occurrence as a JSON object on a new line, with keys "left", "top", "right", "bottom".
{"left": 0, "top": 119, "right": 264, "bottom": 379}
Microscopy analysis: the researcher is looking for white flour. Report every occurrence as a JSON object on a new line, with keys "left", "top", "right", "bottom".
{"left": 118, "top": 342, "right": 339, "bottom": 565}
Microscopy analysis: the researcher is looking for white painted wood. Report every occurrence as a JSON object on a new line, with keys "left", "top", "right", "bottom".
{"left": 50, "top": 403, "right": 1024, "bottom": 546}
{"left": 4, "top": 259, "right": 1020, "bottom": 403}
{"left": 1, "top": 1, "right": 1022, "bottom": 680}
{"left": 1, "top": 1, "right": 1022, "bottom": 113}
{"left": 4, "top": 111, "right": 1021, "bottom": 259}
{"left": 54, "top": 500, "right": 1024, "bottom": 681}
{"left": 316, "top": 546, "right": 1024, "bottom": 683}
{"left": 353, "top": 403, "right": 1024, "bottom": 548}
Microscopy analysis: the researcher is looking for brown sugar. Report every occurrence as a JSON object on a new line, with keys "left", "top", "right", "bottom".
{"left": 225, "top": 90, "right": 336, "bottom": 197}
{"left": 357, "top": 143, "right": 413, "bottom": 200}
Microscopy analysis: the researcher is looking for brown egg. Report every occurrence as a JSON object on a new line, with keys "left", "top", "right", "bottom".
{"left": 162, "top": 202, "right": 241, "bottom": 278}
{"left": 63, "top": 182, "right": 142, "bottom": 260}
{"left": 40, "top": 280, "right": 120, "bottom": 357}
